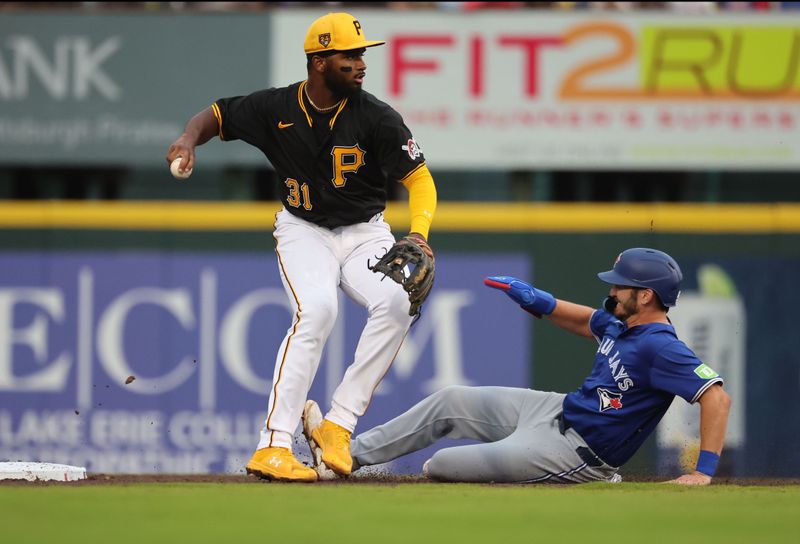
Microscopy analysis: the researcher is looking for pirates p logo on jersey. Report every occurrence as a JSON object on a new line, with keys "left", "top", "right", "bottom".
{"left": 598, "top": 388, "right": 623, "bottom": 412}
{"left": 318, "top": 33, "right": 331, "bottom": 48}
{"left": 402, "top": 138, "right": 421, "bottom": 160}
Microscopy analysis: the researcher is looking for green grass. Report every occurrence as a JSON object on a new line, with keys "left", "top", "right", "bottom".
{"left": 1, "top": 482, "right": 798, "bottom": 544}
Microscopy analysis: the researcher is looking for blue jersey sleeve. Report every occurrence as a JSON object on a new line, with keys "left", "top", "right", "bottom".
{"left": 650, "top": 341, "right": 724, "bottom": 403}
{"left": 589, "top": 309, "right": 622, "bottom": 342}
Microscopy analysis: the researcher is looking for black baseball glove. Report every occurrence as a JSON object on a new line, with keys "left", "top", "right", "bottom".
{"left": 369, "top": 233, "right": 435, "bottom": 317}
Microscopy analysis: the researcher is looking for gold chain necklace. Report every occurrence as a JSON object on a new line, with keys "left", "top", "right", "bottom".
{"left": 304, "top": 84, "right": 341, "bottom": 113}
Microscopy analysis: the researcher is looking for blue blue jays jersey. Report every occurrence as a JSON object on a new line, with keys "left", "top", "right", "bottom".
{"left": 562, "top": 309, "right": 724, "bottom": 468}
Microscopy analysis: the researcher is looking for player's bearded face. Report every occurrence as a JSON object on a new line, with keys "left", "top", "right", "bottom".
{"left": 323, "top": 50, "right": 367, "bottom": 97}
{"left": 610, "top": 287, "right": 640, "bottom": 320}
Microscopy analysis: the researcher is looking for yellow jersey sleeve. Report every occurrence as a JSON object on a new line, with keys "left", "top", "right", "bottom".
{"left": 400, "top": 164, "right": 437, "bottom": 240}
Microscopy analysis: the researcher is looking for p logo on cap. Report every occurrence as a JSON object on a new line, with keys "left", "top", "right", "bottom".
{"left": 304, "top": 12, "right": 385, "bottom": 54}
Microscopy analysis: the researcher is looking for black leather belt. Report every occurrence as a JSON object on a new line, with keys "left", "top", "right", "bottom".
{"left": 556, "top": 413, "right": 605, "bottom": 468}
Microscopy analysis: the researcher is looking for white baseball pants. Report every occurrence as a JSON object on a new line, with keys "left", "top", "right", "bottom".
{"left": 257, "top": 208, "right": 414, "bottom": 451}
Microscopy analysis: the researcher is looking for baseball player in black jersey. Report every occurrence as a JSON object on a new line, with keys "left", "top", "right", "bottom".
{"left": 166, "top": 12, "right": 437, "bottom": 482}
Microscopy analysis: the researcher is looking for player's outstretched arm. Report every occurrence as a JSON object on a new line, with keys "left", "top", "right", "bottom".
{"left": 484, "top": 277, "right": 594, "bottom": 338}
{"left": 665, "top": 384, "right": 731, "bottom": 486}
{"left": 547, "top": 298, "right": 594, "bottom": 338}
{"left": 484, "top": 276, "right": 555, "bottom": 317}
{"left": 165, "top": 106, "right": 219, "bottom": 174}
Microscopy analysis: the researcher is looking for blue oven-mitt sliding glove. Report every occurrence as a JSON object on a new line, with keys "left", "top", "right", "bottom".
{"left": 484, "top": 276, "right": 556, "bottom": 318}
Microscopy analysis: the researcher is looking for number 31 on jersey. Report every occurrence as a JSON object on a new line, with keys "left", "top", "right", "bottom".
{"left": 285, "top": 144, "right": 366, "bottom": 210}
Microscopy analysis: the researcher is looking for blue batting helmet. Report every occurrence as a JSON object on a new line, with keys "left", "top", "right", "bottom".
{"left": 597, "top": 248, "right": 683, "bottom": 307}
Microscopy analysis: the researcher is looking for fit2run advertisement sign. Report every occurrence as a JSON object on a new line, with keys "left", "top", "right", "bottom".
{"left": 0, "top": 252, "right": 529, "bottom": 474}
{"left": 272, "top": 11, "right": 800, "bottom": 170}
{"left": 5, "top": 11, "right": 800, "bottom": 170}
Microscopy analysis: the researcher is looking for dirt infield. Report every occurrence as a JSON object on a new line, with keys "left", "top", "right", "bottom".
{"left": 2, "top": 473, "right": 799, "bottom": 486}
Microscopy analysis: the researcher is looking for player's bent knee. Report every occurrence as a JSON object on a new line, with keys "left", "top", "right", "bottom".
{"left": 385, "top": 284, "right": 412, "bottom": 311}
{"left": 298, "top": 297, "right": 338, "bottom": 329}
{"left": 424, "top": 450, "right": 470, "bottom": 482}
{"left": 422, "top": 453, "right": 448, "bottom": 481}
{"left": 370, "top": 287, "right": 412, "bottom": 322}
{"left": 433, "top": 385, "right": 473, "bottom": 404}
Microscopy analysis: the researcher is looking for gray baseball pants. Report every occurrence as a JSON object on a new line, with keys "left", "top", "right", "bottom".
{"left": 351, "top": 385, "right": 619, "bottom": 483}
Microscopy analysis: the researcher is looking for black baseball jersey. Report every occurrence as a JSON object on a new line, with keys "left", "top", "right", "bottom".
{"left": 213, "top": 81, "right": 425, "bottom": 229}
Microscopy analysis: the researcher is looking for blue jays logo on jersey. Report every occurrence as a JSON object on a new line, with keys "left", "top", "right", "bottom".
{"left": 598, "top": 388, "right": 623, "bottom": 412}
{"left": 598, "top": 338, "right": 634, "bottom": 391}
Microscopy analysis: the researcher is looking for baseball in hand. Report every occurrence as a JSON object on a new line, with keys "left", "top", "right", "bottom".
{"left": 170, "top": 157, "right": 193, "bottom": 180}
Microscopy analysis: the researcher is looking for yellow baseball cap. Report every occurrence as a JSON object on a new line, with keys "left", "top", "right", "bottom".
{"left": 304, "top": 12, "right": 385, "bottom": 55}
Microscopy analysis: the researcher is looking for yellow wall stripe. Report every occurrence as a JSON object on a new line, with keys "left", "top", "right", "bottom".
{"left": 0, "top": 201, "right": 798, "bottom": 233}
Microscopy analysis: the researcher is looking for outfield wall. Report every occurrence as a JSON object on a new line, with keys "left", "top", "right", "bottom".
{"left": 1, "top": 202, "right": 798, "bottom": 477}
